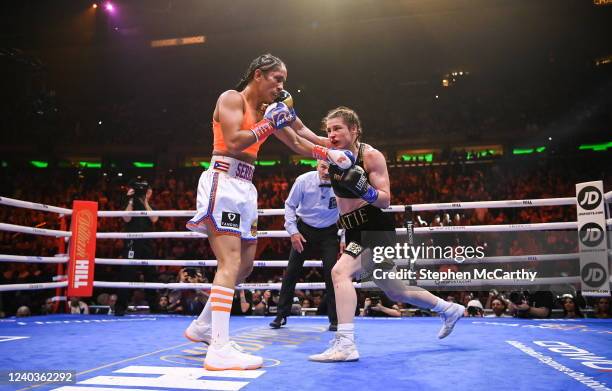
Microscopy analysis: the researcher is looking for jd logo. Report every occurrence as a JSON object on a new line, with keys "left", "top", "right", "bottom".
{"left": 579, "top": 222, "right": 604, "bottom": 247}
{"left": 581, "top": 263, "right": 607, "bottom": 287}
{"left": 577, "top": 186, "right": 602, "bottom": 211}
{"left": 221, "top": 211, "right": 241, "bottom": 229}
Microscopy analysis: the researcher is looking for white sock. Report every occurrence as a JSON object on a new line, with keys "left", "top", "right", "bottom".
{"left": 337, "top": 323, "right": 355, "bottom": 342}
{"left": 196, "top": 296, "right": 212, "bottom": 325}
{"left": 431, "top": 298, "right": 452, "bottom": 313}
{"left": 210, "top": 285, "right": 234, "bottom": 347}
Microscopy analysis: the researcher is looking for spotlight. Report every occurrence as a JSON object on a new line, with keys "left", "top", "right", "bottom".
{"left": 92, "top": 3, "right": 98, "bottom": 9}
{"left": 105, "top": 2, "right": 114, "bottom": 12}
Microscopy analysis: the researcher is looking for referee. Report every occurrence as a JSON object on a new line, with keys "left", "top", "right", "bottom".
{"left": 270, "top": 160, "right": 341, "bottom": 331}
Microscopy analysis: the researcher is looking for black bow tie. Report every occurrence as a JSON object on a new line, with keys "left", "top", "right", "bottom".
{"left": 319, "top": 183, "right": 332, "bottom": 188}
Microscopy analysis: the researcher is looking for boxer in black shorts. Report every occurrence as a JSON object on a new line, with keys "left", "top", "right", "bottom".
{"left": 306, "top": 107, "right": 465, "bottom": 363}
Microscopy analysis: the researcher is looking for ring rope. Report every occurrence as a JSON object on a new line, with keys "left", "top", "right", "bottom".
{"left": 3, "top": 195, "right": 599, "bottom": 218}
{"left": 0, "top": 196, "right": 72, "bottom": 215}
{"left": 0, "top": 223, "right": 72, "bottom": 238}
{"left": 0, "top": 254, "right": 68, "bottom": 263}
{"left": 0, "top": 281, "right": 68, "bottom": 292}
{"left": 1, "top": 274, "right": 610, "bottom": 293}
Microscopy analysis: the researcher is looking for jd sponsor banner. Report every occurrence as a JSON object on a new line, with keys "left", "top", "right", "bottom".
{"left": 67, "top": 201, "right": 98, "bottom": 297}
{"left": 576, "top": 181, "right": 610, "bottom": 296}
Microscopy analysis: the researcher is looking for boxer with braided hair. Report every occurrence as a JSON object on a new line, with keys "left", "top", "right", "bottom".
{"left": 184, "top": 54, "right": 354, "bottom": 371}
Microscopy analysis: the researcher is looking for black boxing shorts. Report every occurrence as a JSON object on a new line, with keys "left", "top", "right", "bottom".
{"left": 338, "top": 204, "right": 398, "bottom": 280}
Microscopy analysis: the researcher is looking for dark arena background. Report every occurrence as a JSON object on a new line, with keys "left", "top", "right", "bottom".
{"left": 1, "top": 1, "right": 611, "bottom": 390}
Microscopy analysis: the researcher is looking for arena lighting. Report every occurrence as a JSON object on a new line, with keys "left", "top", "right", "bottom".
{"left": 92, "top": 3, "right": 98, "bottom": 9}
{"left": 105, "top": 2, "right": 114, "bottom": 12}
{"left": 79, "top": 162, "right": 102, "bottom": 168}
{"left": 512, "top": 146, "right": 546, "bottom": 155}
{"left": 579, "top": 141, "right": 612, "bottom": 151}
{"left": 30, "top": 160, "right": 49, "bottom": 168}
{"left": 401, "top": 153, "right": 433, "bottom": 163}
{"left": 133, "top": 162, "right": 155, "bottom": 168}
{"left": 150, "top": 35, "right": 206, "bottom": 48}
{"left": 199, "top": 161, "right": 210, "bottom": 168}
{"left": 466, "top": 149, "right": 497, "bottom": 159}
{"left": 254, "top": 160, "right": 280, "bottom": 166}
{"left": 299, "top": 159, "right": 318, "bottom": 167}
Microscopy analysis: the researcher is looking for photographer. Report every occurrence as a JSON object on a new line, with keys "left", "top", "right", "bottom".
{"left": 465, "top": 299, "right": 484, "bottom": 317}
{"left": 115, "top": 177, "right": 159, "bottom": 315}
{"left": 507, "top": 290, "right": 553, "bottom": 319}
{"left": 362, "top": 294, "right": 401, "bottom": 318}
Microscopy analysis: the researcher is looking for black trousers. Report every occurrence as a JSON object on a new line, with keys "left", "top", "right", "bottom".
{"left": 277, "top": 220, "right": 338, "bottom": 324}
{"left": 116, "top": 240, "right": 158, "bottom": 314}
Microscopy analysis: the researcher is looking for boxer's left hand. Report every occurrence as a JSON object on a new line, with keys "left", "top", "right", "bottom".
{"left": 338, "top": 165, "right": 379, "bottom": 203}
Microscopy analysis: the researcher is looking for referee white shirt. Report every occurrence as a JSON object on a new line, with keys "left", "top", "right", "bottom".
{"left": 284, "top": 170, "right": 339, "bottom": 235}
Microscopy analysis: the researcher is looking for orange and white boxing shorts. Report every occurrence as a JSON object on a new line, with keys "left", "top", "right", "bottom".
{"left": 186, "top": 156, "right": 258, "bottom": 241}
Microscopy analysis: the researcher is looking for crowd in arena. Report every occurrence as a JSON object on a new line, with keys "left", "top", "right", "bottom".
{"left": 0, "top": 156, "right": 610, "bottom": 318}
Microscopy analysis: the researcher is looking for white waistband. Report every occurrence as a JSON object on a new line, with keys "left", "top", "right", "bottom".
{"left": 210, "top": 156, "right": 255, "bottom": 182}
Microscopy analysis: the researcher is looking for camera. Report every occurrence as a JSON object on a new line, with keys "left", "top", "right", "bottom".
{"left": 184, "top": 268, "right": 199, "bottom": 278}
{"left": 369, "top": 296, "right": 381, "bottom": 307}
{"left": 129, "top": 177, "right": 150, "bottom": 199}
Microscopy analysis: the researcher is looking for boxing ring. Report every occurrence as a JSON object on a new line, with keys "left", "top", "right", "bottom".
{"left": 1, "top": 190, "right": 612, "bottom": 391}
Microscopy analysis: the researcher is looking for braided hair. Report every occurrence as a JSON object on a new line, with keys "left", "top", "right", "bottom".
{"left": 235, "top": 53, "right": 285, "bottom": 91}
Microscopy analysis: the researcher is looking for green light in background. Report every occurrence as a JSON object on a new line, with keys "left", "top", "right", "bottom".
{"left": 579, "top": 141, "right": 612, "bottom": 152}
{"left": 1, "top": 161, "right": 7, "bottom": 168}
{"left": 199, "top": 161, "right": 210, "bottom": 169}
{"left": 513, "top": 146, "right": 545, "bottom": 155}
{"left": 299, "top": 159, "right": 318, "bottom": 167}
{"left": 30, "top": 160, "right": 49, "bottom": 168}
{"left": 401, "top": 153, "right": 433, "bottom": 163}
{"left": 513, "top": 148, "right": 533, "bottom": 155}
{"left": 133, "top": 162, "right": 155, "bottom": 168}
{"left": 79, "top": 161, "right": 102, "bottom": 168}
{"left": 254, "top": 160, "right": 279, "bottom": 166}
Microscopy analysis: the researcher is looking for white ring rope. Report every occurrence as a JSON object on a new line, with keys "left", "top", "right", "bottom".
{"left": 410, "top": 197, "right": 576, "bottom": 211}
{"left": 0, "top": 281, "right": 68, "bottom": 292}
{"left": 2, "top": 195, "right": 591, "bottom": 218}
{"left": 93, "top": 276, "right": 611, "bottom": 290}
{"left": 0, "top": 223, "right": 72, "bottom": 238}
{"left": 3, "top": 219, "right": 610, "bottom": 241}
{"left": 4, "top": 251, "right": 611, "bottom": 267}
{"left": 1, "top": 193, "right": 610, "bottom": 294}
{"left": 0, "top": 254, "right": 68, "bottom": 264}
{"left": 0, "top": 196, "right": 72, "bottom": 215}
{"left": 605, "top": 190, "right": 612, "bottom": 202}
{"left": 3, "top": 274, "right": 611, "bottom": 292}
{"left": 93, "top": 221, "right": 586, "bottom": 240}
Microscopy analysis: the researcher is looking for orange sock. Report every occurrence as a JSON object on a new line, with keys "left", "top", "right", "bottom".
{"left": 210, "top": 285, "right": 234, "bottom": 347}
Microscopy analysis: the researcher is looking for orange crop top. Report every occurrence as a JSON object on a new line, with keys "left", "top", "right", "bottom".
{"left": 212, "top": 94, "right": 266, "bottom": 156}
